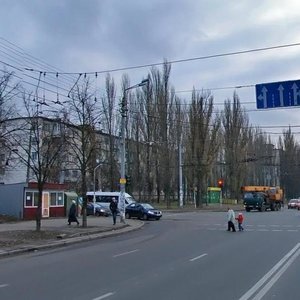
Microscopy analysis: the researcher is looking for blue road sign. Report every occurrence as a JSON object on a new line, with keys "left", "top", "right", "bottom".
{"left": 256, "top": 79, "right": 300, "bottom": 109}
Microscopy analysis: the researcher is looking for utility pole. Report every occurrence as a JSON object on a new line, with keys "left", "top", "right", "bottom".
{"left": 119, "top": 79, "right": 149, "bottom": 223}
{"left": 179, "top": 139, "right": 183, "bottom": 207}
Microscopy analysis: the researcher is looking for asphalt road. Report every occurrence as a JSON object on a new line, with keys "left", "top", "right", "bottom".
{"left": 0, "top": 208, "right": 300, "bottom": 300}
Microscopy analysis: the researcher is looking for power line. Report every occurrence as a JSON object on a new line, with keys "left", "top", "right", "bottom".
{"left": 23, "top": 42, "right": 300, "bottom": 75}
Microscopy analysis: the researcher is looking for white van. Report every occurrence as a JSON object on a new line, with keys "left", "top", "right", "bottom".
{"left": 86, "top": 191, "right": 136, "bottom": 209}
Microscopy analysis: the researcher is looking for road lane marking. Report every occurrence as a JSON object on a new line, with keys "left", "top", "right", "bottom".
{"left": 113, "top": 249, "right": 139, "bottom": 258}
{"left": 0, "top": 284, "right": 8, "bottom": 288}
{"left": 239, "top": 243, "right": 300, "bottom": 300}
{"left": 92, "top": 292, "right": 115, "bottom": 300}
{"left": 271, "top": 230, "right": 283, "bottom": 232}
{"left": 189, "top": 253, "right": 207, "bottom": 262}
{"left": 253, "top": 247, "right": 300, "bottom": 300}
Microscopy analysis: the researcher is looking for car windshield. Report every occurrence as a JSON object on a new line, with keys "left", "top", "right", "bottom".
{"left": 126, "top": 196, "right": 136, "bottom": 204}
{"left": 141, "top": 203, "right": 155, "bottom": 209}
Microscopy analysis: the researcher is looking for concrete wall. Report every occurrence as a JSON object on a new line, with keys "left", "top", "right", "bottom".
{"left": 0, "top": 183, "right": 27, "bottom": 219}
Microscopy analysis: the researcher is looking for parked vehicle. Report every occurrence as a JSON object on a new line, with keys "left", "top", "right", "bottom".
{"left": 125, "top": 203, "right": 162, "bottom": 220}
{"left": 242, "top": 186, "right": 283, "bottom": 212}
{"left": 287, "top": 199, "right": 300, "bottom": 209}
{"left": 86, "top": 202, "right": 111, "bottom": 217}
{"left": 86, "top": 191, "right": 136, "bottom": 210}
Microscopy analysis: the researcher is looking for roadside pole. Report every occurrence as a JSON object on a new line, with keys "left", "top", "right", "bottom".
{"left": 119, "top": 79, "right": 149, "bottom": 223}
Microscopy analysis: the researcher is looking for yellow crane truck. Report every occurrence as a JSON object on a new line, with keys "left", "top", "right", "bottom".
{"left": 241, "top": 186, "right": 283, "bottom": 212}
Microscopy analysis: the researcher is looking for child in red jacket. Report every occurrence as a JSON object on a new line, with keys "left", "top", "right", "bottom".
{"left": 236, "top": 213, "right": 244, "bottom": 231}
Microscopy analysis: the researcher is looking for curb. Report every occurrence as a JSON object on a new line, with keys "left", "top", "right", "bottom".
{"left": 0, "top": 220, "right": 144, "bottom": 258}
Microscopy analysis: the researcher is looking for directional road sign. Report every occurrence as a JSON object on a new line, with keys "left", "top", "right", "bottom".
{"left": 256, "top": 79, "right": 300, "bottom": 109}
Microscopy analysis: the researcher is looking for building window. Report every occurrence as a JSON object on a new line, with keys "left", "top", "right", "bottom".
{"left": 53, "top": 123, "right": 61, "bottom": 135}
{"left": 31, "top": 151, "right": 38, "bottom": 161}
{"left": 43, "top": 123, "right": 51, "bottom": 132}
{"left": 50, "top": 192, "right": 64, "bottom": 206}
{"left": 0, "top": 153, "right": 5, "bottom": 166}
{"left": 25, "top": 191, "right": 39, "bottom": 207}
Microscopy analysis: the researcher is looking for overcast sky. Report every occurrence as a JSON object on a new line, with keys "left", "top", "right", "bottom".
{"left": 1, "top": 0, "right": 300, "bottom": 141}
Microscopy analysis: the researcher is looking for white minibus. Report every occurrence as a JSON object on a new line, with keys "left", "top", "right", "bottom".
{"left": 86, "top": 191, "right": 136, "bottom": 209}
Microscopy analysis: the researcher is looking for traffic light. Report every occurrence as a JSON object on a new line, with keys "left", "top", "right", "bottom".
{"left": 217, "top": 178, "right": 224, "bottom": 188}
{"left": 126, "top": 175, "right": 131, "bottom": 187}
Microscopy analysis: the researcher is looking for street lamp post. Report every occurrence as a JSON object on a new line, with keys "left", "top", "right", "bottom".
{"left": 119, "top": 79, "right": 149, "bottom": 223}
{"left": 93, "top": 162, "right": 102, "bottom": 214}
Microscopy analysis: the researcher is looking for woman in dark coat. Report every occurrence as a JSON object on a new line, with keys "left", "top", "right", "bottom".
{"left": 68, "top": 200, "right": 79, "bottom": 225}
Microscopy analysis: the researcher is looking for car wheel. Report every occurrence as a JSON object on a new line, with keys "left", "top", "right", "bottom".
{"left": 95, "top": 211, "right": 100, "bottom": 217}
{"left": 156, "top": 217, "right": 160, "bottom": 220}
{"left": 143, "top": 213, "right": 148, "bottom": 220}
{"left": 125, "top": 212, "right": 130, "bottom": 219}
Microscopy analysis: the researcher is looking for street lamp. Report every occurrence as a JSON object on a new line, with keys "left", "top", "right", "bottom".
{"left": 93, "top": 161, "right": 102, "bottom": 214}
{"left": 119, "top": 78, "right": 149, "bottom": 223}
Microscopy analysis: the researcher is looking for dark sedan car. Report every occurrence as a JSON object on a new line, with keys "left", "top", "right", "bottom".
{"left": 86, "top": 202, "right": 111, "bottom": 217}
{"left": 125, "top": 203, "right": 162, "bottom": 220}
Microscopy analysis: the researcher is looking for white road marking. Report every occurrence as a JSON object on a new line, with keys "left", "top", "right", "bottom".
{"left": 113, "top": 249, "right": 139, "bottom": 258}
{"left": 239, "top": 243, "right": 300, "bottom": 300}
{"left": 92, "top": 292, "right": 115, "bottom": 300}
{"left": 0, "top": 284, "right": 8, "bottom": 288}
{"left": 189, "top": 253, "right": 207, "bottom": 262}
{"left": 287, "top": 229, "right": 298, "bottom": 232}
{"left": 253, "top": 247, "right": 300, "bottom": 300}
{"left": 257, "top": 225, "right": 266, "bottom": 227}
{"left": 272, "top": 230, "right": 283, "bottom": 232}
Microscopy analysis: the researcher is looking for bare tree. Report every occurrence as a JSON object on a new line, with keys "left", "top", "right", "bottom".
{"left": 185, "top": 89, "right": 221, "bottom": 207}
{"left": 222, "top": 92, "right": 251, "bottom": 201}
{"left": 278, "top": 127, "right": 300, "bottom": 199}
{"left": 0, "top": 70, "right": 19, "bottom": 122}
{"left": 0, "top": 70, "right": 20, "bottom": 177}
{"left": 65, "top": 78, "right": 100, "bottom": 227}
{"left": 6, "top": 94, "right": 66, "bottom": 231}
{"left": 100, "top": 73, "right": 119, "bottom": 191}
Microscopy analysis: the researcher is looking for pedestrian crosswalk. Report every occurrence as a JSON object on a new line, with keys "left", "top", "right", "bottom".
{"left": 201, "top": 224, "right": 300, "bottom": 232}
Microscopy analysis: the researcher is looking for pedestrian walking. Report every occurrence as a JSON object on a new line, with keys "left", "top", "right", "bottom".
{"left": 227, "top": 207, "right": 236, "bottom": 232}
{"left": 68, "top": 200, "right": 79, "bottom": 225}
{"left": 109, "top": 197, "right": 118, "bottom": 225}
{"left": 236, "top": 212, "right": 244, "bottom": 231}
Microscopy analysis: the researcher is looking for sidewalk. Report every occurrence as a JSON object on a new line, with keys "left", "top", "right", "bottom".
{"left": 0, "top": 216, "right": 144, "bottom": 258}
